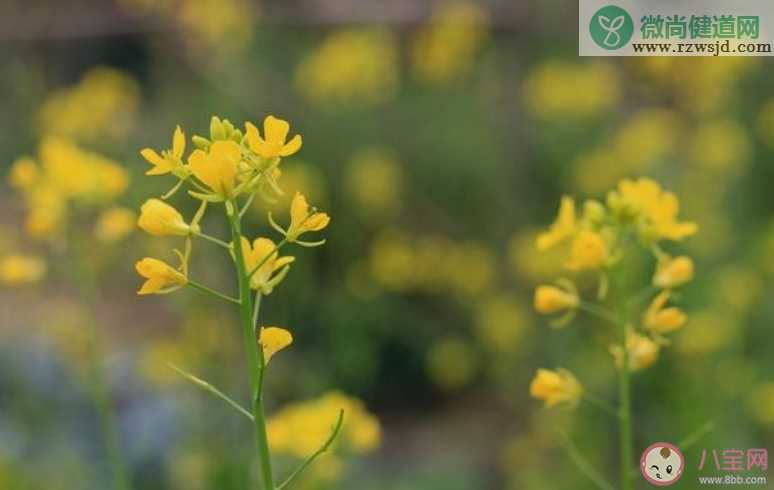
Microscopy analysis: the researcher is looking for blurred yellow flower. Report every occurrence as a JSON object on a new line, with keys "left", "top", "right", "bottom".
{"left": 346, "top": 148, "right": 403, "bottom": 219}
{"left": 188, "top": 140, "right": 241, "bottom": 198}
{"left": 475, "top": 293, "right": 531, "bottom": 352}
{"left": 523, "top": 61, "right": 620, "bottom": 120}
{"left": 653, "top": 255, "right": 694, "bottom": 289}
{"left": 607, "top": 177, "right": 698, "bottom": 242}
{"left": 529, "top": 368, "right": 583, "bottom": 408}
{"left": 688, "top": 120, "right": 750, "bottom": 173}
{"left": 747, "top": 383, "right": 774, "bottom": 426}
{"left": 286, "top": 192, "right": 331, "bottom": 241}
{"left": 138, "top": 199, "right": 192, "bottom": 236}
{"left": 135, "top": 257, "right": 187, "bottom": 295}
{"left": 295, "top": 29, "right": 398, "bottom": 105}
{"left": 566, "top": 230, "right": 608, "bottom": 271}
{"left": 536, "top": 196, "right": 576, "bottom": 251}
{"left": 95, "top": 207, "right": 136, "bottom": 243}
{"left": 241, "top": 237, "right": 294, "bottom": 294}
{"left": 411, "top": 1, "right": 489, "bottom": 83}
{"left": 8, "top": 157, "right": 39, "bottom": 190}
{"left": 259, "top": 326, "right": 292, "bottom": 364}
{"left": 426, "top": 336, "right": 478, "bottom": 391}
{"left": 534, "top": 283, "right": 579, "bottom": 314}
{"left": 0, "top": 254, "right": 46, "bottom": 284}
{"left": 38, "top": 67, "right": 139, "bottom": 142}
{"left": 245, "top": 115, "right": 302, "bottom": 160}
{"left": 268, "top": 391, "right": 381, "bottom": 457}
{"left": 643, "top": 291, "right": 687, "bottom": 335}
{"left": 141, "top": 125, "right": 188, "bottom": 177}
{"left": 610, "top": 330, "right": 660, "bottom": 371}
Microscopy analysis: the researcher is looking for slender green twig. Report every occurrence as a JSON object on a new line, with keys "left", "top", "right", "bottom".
{"left": 679, "top": 421, "right": 716, "bottom": 449}
{"left": 578, "top": 301, "right": 618, "bottom": 326}
{"left": 626, "top": 285, "right": 658, "bottom": 310}
{"left": 276, "top": 410, "right": 345, "bottom": 490}
{"left": 558, "top": 430, "right": 615, "bottom": 490}
{"left": 239, "top": 193, "right": 256, "bottom": 218}
{"left": 193, "top": 230, "right": 232, "bottom": 249}
{"left": 167, "top": 363, "right": 254, "bottom": 421}
{"left": 228, "top": 202, "right": 275, "bottom": 490}
{"left": 187, "top": 280, "right": 240, "bottom": 305}
{"left": 582, "top": 392, "right": 620, "bottom": 419}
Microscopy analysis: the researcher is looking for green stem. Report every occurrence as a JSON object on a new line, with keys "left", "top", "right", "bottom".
{"left": 228, "top": 202, "right": 275, "bottom": 490}
{"left": 582, "top": 392, "right": 620, "bottom": 419}
{"left": 619, "top": 329, "right": 633, "bottom": 490}
{"left": 578, "top": 301, "right": 618, "bottom": 326}
{"left": 558, "top": 430, "right": 615, "bottom": 490}
{"left": 276, "top": 410, "right": 345, "bottom": 490}
{"left": 168, "top": 363, "right": 254, "bottom": 421}
{"left": 187, "top": 280, "right": 240, "bottom": 305}
{"left": 71, "top": 237, "right": 132, "bottom": 490}
{"left": 193, "top": 230, "right": 232, "bottom": 249}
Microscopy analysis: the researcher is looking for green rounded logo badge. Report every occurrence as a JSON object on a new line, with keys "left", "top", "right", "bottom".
{"left": 589, "top": 5, "right": 634, "bottom": 50}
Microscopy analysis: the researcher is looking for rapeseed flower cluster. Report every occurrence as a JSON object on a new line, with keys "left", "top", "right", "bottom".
{"left": 528, "top": 177, "right": 697, "bottom": 490}
{"left": 136, "top": 114, "right": 355, "bottom": 489}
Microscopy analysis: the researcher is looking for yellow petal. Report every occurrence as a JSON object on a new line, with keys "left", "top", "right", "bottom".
{"left": 141, "top": 148, "right": 165, "bottom": 167}
{"left": 279, "top": 134, "right": 303, "bottom": 157}
{"left": 244, "top": 121, "right": 264, "bottom": 153}
{"left": 264, "top": 115, "right": 290, "bottom": 144}
{"left": 259, "top": 326, "right": 293, "bottom": 364}
{"left": 290, "top": 192, "right": 310, "bottom": 227}
{"left": 173, "top": 125, "right": 185, "bottom": 158}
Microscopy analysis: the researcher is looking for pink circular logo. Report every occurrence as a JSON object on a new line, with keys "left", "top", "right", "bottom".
{"left": 640, "top": 442, "right": 685, "bottom": 486}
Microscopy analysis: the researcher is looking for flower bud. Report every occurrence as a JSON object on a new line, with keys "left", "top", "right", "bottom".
{"left": 653, "top": 255, "right": 694, "bottom": 289}
{"left": 534, "top": 284, "right": 579, "bottom": 314}
{"left": 529, "top": 368, "right": 583, "bottom": 408}
{"left": 138, "top": 199, "right": 191, "bottom": 236}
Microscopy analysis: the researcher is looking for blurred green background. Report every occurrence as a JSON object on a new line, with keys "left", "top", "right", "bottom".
{"left": 1, "top": 1, "right": 773, "bottom": 489}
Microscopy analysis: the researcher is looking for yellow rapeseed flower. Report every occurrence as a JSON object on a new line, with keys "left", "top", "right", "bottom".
{"left": 95, "top": 207, "right": 136, "bottom": 243}
{"left": 138, "top": 199, "right": 193, "bottom": 236}
{"left": 643, "top": 290, "right": 687, "bottom": 335}
{"left": 610, "top": 330, "right": 660, "bottom": 371}
{"left": 536, "top": 196, "right": 575, "bottom": 251}
{"left": 135, "top": 258, "right": 187, "bottom": 295}
{"left": 653, "top": 255, "right": 694, "bottom": 289}
{"left": 8, "top": 157, "right": 39, "bottom": 190}
{"left": 259, "top": 326, "right": 293, "bottom": 364}
{"left": 141, "top": 125, "right": 187, "bottom": 176}
{"left": 188, "top": 140, "right": 240, "bottom": 198}
{"left": 529, "top": 368, "right": 583, "bottom": 408}
{"left": 285, "top": 192, "right": 331, "bottom": 242}
{"left": 534, "top": 283, "right": 579, "bottom": 314}
{"left": 245, "top": 116, "right": 302, "bottom": 160}
{"left": 0, "top": 254, "right": 46, "bottom": 284}
{"left": 607, "top": 177, "right": 698, "bottom": 242}
{"left": 241, "top": 237, "right": 295, "bottom": 294}
{"left": 566, "top": 229, "right": 608, "bottom": 271}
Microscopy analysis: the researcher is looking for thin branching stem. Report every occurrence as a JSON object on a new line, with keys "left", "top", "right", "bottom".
{"left": 558, "top": 430, "right": 615, "bottom": 490}
{"left": 187, "top": 280, "right": 240, "bottom": 305}
{"left": 168, "top": 363, "right": 254, "bottom": 421}
{"left": 192, "top": 230, "right": 232, "bottom": 249}
{"left": 276, "top": 410, "right": 345, "bottom": 490}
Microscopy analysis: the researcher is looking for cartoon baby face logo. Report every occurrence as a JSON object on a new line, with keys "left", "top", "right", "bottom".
{"left": 640, "top": 442, "right": 685, "bottom": 486}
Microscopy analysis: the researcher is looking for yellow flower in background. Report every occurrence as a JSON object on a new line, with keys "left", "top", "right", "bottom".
{"left": 295, "top": 28, "right": 398, "bottom": 105}
{"left": 245, "top": 116, "right": 302, "bottom": 159}
{"left": 475, "top": 293, "right": 531, "bottom": 352}
{"left": 536, "top": 196, "right": 576, "bottom": 251}
{"left": 138, "top": 199, "right": 192, "bottom": 236}
{"left": 747, "top": 383, "right": 774, "bottom": 426}
{"left": 610, "top": 330, "right": 660, "bottom": 371}
{"left": 411, "top": 1, "right": 489, "bottom": 83}
{"left": 607, "top": 177, "right": 698, "bottom": 242}
{"left": 241, "top": 237, "right": 295, "bottom": 294}
{"left": 688, "top": 120, "right": 750, "bottom": 173}
{"left": 259, "top": 327, "right": 293, "bottom": 364}
{"left": 38, "top": 67, "right": 139, "bottom": 142}
{"left": 188, "top": 140, "right": 240, "bottom": 198}
{"left": 0, "top": 254, "right": 46, "bottom": 284}
{"left": 566, "top": 229, "right": 608, "bottom": 271}
{"left": 268, "top": 391, "right": 381, "bottom": 457}
{"left": 285, "top": 192, "right": 331, "bottom": 241}
{"left": 8, "top": 157, "right": 39, "bottom": 190}
{"left": 529, "top": 368, "right": 583, "bottom": 408}
{"left": 346, "top": 148, "right": 403, "bottom": 219}
{"left": 95, "top": 207, "right": 136, "bottom": 243}
{"left": 643, "top": 291, "right": 687, "bottom": 335}
{"left": 24, "top": 187, "right": 66, "bottom": 239}
{"left": 141, "top": 125, "right": 188, "bottom": 176}
{"left": 523, "top": 61, "right": 620, "bottom": 120}
{"left": 534, "top": 283, "right": 579, "bottom": 314}
{"left": 426, "top": 336, "right": 478, "bottom": 391}
{"left": 135, "top": 257, "right": 187, "bottom": 295}
{"left": 653, "top": 255, "right": 694, "bottom": 289}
